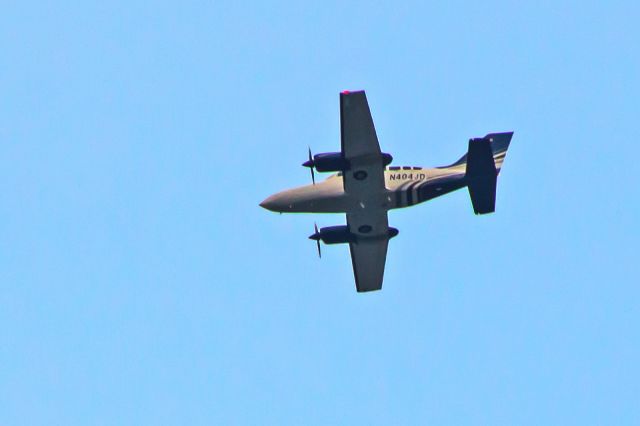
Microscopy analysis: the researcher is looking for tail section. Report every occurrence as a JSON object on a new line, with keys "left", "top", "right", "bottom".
{"left": 487, "top": 132, "right": 513, "bottom": 173}
{"left": 465, "top": 132, "right": 513, "bottom": 215}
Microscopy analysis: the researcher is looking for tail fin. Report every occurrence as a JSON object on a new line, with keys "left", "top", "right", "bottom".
{"left": 465, "top": 132, "right": 513, "bottom": 215}
{"left": 487, "top": 132, "right": 513, "bottom": 173}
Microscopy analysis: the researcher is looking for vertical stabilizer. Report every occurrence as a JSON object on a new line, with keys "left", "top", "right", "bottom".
{"left": 465, "top": 132, "right": 513, "bottom": 214}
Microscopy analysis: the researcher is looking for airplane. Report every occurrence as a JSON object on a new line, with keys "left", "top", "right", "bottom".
{"left": 260, "top": 90, "right": 514, "bottom": 292}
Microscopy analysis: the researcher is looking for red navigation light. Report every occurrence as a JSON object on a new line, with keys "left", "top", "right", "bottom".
{"left": 342, "top": 90, "right": 350, "bottom": 94}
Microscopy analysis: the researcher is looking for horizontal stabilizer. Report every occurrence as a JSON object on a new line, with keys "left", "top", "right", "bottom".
{"left": 466, "top": 137, "right": 498, "bottom": 214}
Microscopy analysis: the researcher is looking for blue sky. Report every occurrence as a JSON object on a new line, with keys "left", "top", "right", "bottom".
{"left": 1, "top": 1, "right": 638, "bottom": 424}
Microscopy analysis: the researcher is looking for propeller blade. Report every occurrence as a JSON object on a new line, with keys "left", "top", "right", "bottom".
{"left": 302, "top": 147, "right": 316, "bottom": 185}
{"left": 309, "top": 223, "right": 321, "bottom": 258}
{"left": 302, "top": 147, "right": 314, "bottom": 167}
{"left": 314, "top": 223, "right": 321, "bottom": 258}
{"left": 308, "top": 147, "right": 315, "bottom": 185}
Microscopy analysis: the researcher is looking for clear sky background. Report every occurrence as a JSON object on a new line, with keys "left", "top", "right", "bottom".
{"left": 1, "top": 1, "right": 639, "bottom": 425}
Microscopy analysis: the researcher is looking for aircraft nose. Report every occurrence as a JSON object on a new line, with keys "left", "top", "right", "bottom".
{"left": 260, "top": 188, "right": 304, "bottom": 212}
{"left": 259, "top": 194, "right": 280, "bottom": 211}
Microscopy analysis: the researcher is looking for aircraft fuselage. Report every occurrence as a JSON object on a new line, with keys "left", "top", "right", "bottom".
{"left": 260, "top": 163, "right": 467, "bottom": 214}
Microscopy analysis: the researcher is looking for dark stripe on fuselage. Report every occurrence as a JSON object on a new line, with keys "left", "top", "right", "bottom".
{"left": 416, "top": 174, "right": 467, "bottom": 203}
{"left": 406, "top": 181, "right": 422, "bottom": 206}
{"left": 415, "top": 180, "right": 430, "bottom": 203}
{"left": 395, "top": 179, "right": 416, "bottom": 207}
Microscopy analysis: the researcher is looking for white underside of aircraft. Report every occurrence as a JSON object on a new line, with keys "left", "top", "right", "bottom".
{"left": 260, "top": 90, "right": 513, "bottom": 292}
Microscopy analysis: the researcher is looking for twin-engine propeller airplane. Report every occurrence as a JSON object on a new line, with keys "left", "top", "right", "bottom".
{"left": 260, "top": 90, "right": 514, "bottom": 292}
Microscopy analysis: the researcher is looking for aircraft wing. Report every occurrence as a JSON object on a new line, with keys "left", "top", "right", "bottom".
{"left": 347, "top": 211, "right": 390, "bottom": 292}
{"left": 340, "top": 91, "right": 387, "bottom": 196}
{"left": 341, "top": 91, "right": 393, "bottom": 292}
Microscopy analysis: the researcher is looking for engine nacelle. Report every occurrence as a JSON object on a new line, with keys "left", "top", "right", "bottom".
{"left": 387, "top": 227, "right": 399, "bottom": 239}
{"left": 310, "top": 225, "right": 399, "bottom": 245}
{"left": 314, "top": 225, "right": 357, "bottom": 244}
{"left": 312, "top": 152, "right": 350, "bottom": 172}
{"left": 305, "top": 152, "right": 393, "bottom": 173}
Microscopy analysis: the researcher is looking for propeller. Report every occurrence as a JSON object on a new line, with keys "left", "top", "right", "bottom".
{"left": 308, "top": 223, "right": 322, "bottom": 258}
{"left": 302, "top": 147, "right": 316, "bottom": 185}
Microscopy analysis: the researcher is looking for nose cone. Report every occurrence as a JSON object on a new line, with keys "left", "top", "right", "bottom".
{"left": 260, "top": 186, "right": 316, "bottom": 212}
{"left": 259, "top": 194, "right": 282, "bottom": 212}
